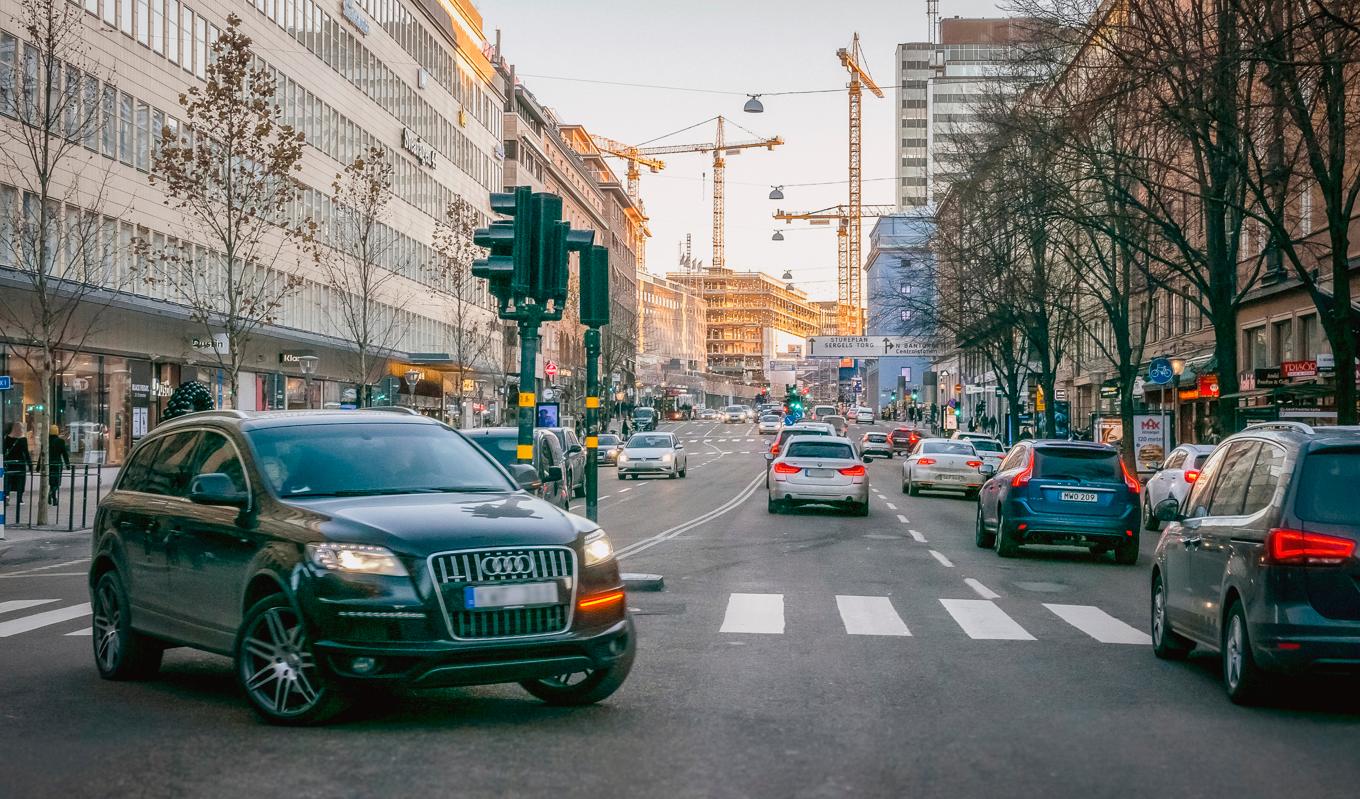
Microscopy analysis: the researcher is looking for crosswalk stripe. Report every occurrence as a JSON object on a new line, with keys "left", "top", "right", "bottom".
{"left": 65, "top": 627, "right": 92, "bottom": 636}
{"left": 0, "top": 603, "right": 92, "bottom": 637}
{"left": 1043, "top": 604, "right": 1151, "bottom": 645}
{"left": 0, "top": 599, "right": 59, "bottom": 615}
{"left": 719, "top": 593, "right": 784, "bottom": 634}
{"left": 835, "top": 595, "right": 911, "bottom": 636}
{"left": 939, "top": 599, "right": 1035, "bottom": 640}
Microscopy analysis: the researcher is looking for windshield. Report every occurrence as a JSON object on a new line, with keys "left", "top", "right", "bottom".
{"left": 760, "top": 414, "right": 782, "bottom": 422}
{"left": 725, "top": 406, "right": 745, "bottom": 412}
{"left": 633, "top": 409, "right": 655, "bottom": 418}
{"left": 598, "top": 435, "right": 620, "bottom": 446}
{"left": 786, "top": 441, "right": 854, "bottom": 459}
{"left": 866, "top": 433, "right": 888, "bottom": 442}
{"left": 249, "top": 423, "right": 512, "bottom": 497}
{"left": 1296, "top": 451, "right": 1359, "bottom": 525}
{"left": 922, "top": 441, "right": 977, "bottom": 455}
{"left": 1034, "top": 447, "right": 1121, "bottom": 482}
{"left": 628, "top": 435, "right": 673, "bottom": 449}
{"left": 971, "top": 440, "right": 1004, "bottom": 452}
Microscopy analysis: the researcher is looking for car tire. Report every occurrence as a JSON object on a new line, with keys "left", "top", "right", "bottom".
{"left": 91, "top": 570, "right": 164, "bottom": 681}
{"left": 974, "top": 504, "right": 995, "bottom": 548}
{"left": 767, "top": 495, "right": 781, "bottom": 514}
{"left": 669, "top": 470, "right": 678, "bottom": 479}
{"left": 573, "top": 480, "right": 585, "bottom": 498}
{"left": 617, "top": 472, "right": 626, "bottom": 481}
{"left": 1223, "top": 599, "right": 1269, "bottom": 704}
{"left": 1151, "top": 573, "right": 1193, "bottom": 660}
{"left": 522, "top": 619, "right": 636, "bottom": 706}
{"left": 1144, "top": 495, "right": 1161, "bottom": 531}
{"left": 852, "top": 501, "right": 869, "bottom": 517}
{"left": 235, "top": 593, "right": 349, "bottom": 726}
{"left": 1114, "top": 534, "right": 1139, "bottom": 565}
{"left": 906, "top": 474, "right": 919, "bottom": 496}
{"left": 994, "top": 512, "right": 1020, "bottom": 558}
{"left": 679, "top": 467, "right": 687, "bottom": 478}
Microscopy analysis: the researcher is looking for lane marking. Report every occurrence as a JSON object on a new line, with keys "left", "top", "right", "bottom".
{"left": 0, "top": 599, "right": 59, "bottom": 614}
{"left": 615, "top": 471, "right": 764, "bottom": 560}
{"left": 929, "top": 550, "right": 954, "bottom": 568}
{"left": 964, "top": 578, "right": 999, "bottom": 600}
{"left": 598, "top": 495, "right": 612, "bottom": 500}
{"left": 0, "top": 558, "right": 90, "bottom": 577}
{"left": 907, "top": 529, "right": 926, "bottom": 543}
{"left": 0, "top": 572, "right": 87, "bottom": 578}
{"left": 835, "top": 595, "right": 911, "bottom": 637}
{"left": 720, "top": 593, "right": 784, "bottom": 634}
{"left": 0, "top": 603, "right": 92, "bottom": 637}
{"left": 884, "top": 502, "right": 897, "bottom": 510}
{"left": 619, "top": 487, "right": 632, "bottom": 493}
{"left": 1044, "top": 604, "right": 1151, "bottom": 645}
{"left": 896, "top": 514, "right": 909, "bottom": 524}
{"left": 65, "top": 627, "right": 92, "bottom": 636}
{"left": 939, "top": 599, "right": 1034, "bottom": 640}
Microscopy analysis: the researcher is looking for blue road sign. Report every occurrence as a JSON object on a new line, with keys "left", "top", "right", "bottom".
{"left": 1148, "top": 357, "right": 1173, "bottom": 385}
{"left": 0, "top": 375, "right": 11, "bottom": 390}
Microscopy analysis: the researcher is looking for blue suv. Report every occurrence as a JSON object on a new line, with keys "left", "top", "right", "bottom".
{"left": 974, "top": 440, "right": 1142, "bottom": 564}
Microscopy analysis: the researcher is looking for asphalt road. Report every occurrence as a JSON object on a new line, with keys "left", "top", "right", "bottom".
{"left": 2, "top": 419, "right": 1358, "bottom": 798}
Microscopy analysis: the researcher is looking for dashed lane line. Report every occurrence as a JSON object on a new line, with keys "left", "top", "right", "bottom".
{"left": 929, "top": 550, "right": 955, "bottom": 568}
{"left": 964, "top": 578, "right": 999, "bottom": 600}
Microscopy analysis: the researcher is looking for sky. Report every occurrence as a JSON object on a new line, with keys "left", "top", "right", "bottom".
{"left": 477, "top": 0, "right": 1002, "bottom": 302}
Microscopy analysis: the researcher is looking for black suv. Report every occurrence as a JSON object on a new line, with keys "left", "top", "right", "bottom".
{"left": 88, "top": 409, "right": 633, "bottom": 724}
{"left": 1150, "top": 422, "right": 1360, "bottom": 703}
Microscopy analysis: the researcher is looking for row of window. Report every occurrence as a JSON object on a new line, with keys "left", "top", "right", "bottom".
{"left": 1243, "top": 314, "right": 1330, "bottom": 371}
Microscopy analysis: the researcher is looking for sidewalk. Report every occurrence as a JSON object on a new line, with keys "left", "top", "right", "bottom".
{"left": 2, "top": 465, "right": 118, "bottom": 536}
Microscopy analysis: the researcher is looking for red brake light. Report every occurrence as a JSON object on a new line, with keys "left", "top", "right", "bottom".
{"left": 1183, "top": 470, "right": 1200, "bottom": 483}
{"left": 1120, "top": 460, "right": 1140, "bottom": 494}
{"left": 917, "top": 457, "right": 937, "bottom": 465}
{"left": 1266, "top": 528, "right": 1356, "bottom": 565}
{"left": 966, "top": 460, "right": 982, "bottom": 468}
{"left": 772, "top": 461, "right": 801, "bottom": 475}
{"left": 1011, "top": 451, "right": 1034, "bottom": 487}
{"left": 838, "top": 464, "right": 866, "bottom": 477}
{"left": 770, "top": 442, "right": 780, "bottom": 455}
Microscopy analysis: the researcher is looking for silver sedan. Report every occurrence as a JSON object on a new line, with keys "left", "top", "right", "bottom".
{"left": 902, "top": 438, "right": 984, "bottom": 497}
{"left": 768, "top": 435, "right": 869, "bottom": 516}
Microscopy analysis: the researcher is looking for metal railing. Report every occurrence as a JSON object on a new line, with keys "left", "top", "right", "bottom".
{"left": 2, "top": 464, "right": 116, "bottom": 532}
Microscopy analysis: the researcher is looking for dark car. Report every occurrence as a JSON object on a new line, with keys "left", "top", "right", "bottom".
{"left": 1149, "top": 422, "right": 1360, "bottom": 703}
{"left": 974, "top": 439, "right": 1141, "bottom": 564}
{"left": 463, "top": 427, "right": 571, "bottom": 509}
{"left": 87, "top": 409, "right": 632, "bottom": 724}
{"left": 597, "top": 434, "right": 623, "bottom": 465}
{"left": 542, "top": 427, "right": 586, "bottom": 498}
{"left": 886, "top": 426, "right": 921, "bottom": 456}
{"left": 632, "top": 407, "right": 657, "bottom": 432}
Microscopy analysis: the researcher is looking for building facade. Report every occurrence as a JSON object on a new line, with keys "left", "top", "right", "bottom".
{"left": 865, "top": 213, "right": 937, "bottom": 412}
{"left": 637, "top": 272, "right": 706, "bottom": 390}
{"left": 0, "top": 0, "right": 505, "bottom": 464}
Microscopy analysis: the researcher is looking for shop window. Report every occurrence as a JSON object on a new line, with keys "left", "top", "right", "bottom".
{"left": 1271, "top": 319, "right": 1294, "bottom": 365}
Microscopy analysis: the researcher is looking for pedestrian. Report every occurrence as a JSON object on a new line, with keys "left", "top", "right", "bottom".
{"left": 4, "top": 422, "right": 33, "bottom": 511}
{"left": 47, "top": 424, "right": 70, "bottom": 505}
{"left": 621, "top": 418, "right": 631, "bottom": 440}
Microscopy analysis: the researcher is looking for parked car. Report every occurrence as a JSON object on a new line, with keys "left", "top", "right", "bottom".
{"left": 89, "top": 410, "right": 632, "bottom": 724}
{"left": 632, "top": 407, "right": 658, "bottom": 432}
{"left": 822, "top": 415, "right": 849, "bottom": 438}
{"left": 860, "top": 431, "right": 892, "bottom": 460}
{"left": 767, "top": 435, "right": 868, "bottom": 516}
{"left": 757, "top": 414, "right": 783, "bottom": 435}
{"left": 902, "top": 438, "right": 985, "bottom": 497}
{"left": 1142, "top": 444, "right": 1214, "bottom": 530}
{"left": 463, "top": 427, "right": 571, "bottom": 509}
{"left": 543, "top": 427, "right": 586, "bottom": 498}
{"left": 886, "top": 426, "right": 921, "bottom": 457}
{"left": 1149, "top": 422, "right": 1360, "bottom": 703}
{"left": 975, "top": 439, "right": 1141, "bottom": 564}
{"left": 722, "top": 405, "right": 748, "bottom": 424}
{"left": 617, "top": 432, "right": 687, "bottom": 480}
{"left": 854, "top": 408, "right": 876, "bottom": 425}
{"left": 597, "top": 433, "right": 623, "bottom": 466}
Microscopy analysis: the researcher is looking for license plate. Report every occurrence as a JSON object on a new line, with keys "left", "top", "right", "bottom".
{"left": 807, "top": 468, "right": 833, "bottom": 478}
{"left": 937, "top": 473, "right": 963, "bottom": 481}
{"left": 464, "top": 582, "right": 559, "bottom": 610}
{"left": 1060, "top": 491, "right": 1098, "bottom": 503}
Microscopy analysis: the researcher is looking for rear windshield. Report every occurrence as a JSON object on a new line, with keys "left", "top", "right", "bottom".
{"left": 1193, "top": 452, "right": 1211, "bottom": 468}
{"left": 464, "top": 431, "right": 518, "bottom": 467}
{"left": 761, "top": 414, "right": 782, "bottom": 422}
{"left": 1034, "top": 447, "right": 1121, "bottom": 482}
{"left": 866, "top": 433, "right": 888, "bottom": 442}
{"left": 922, "top": 441, "right": 976, "bottom": 455}
{"left": 1295, "top": 451, "right": 1359, "bottom": 525}
{"left": 971, "top": 440, "right": 1004, "bottom": 452}
{"left": 780, "top": 429, "right": 828, "bottom": 443}
{"left": 786, "top": 441, "right": 854, "bottom": 459}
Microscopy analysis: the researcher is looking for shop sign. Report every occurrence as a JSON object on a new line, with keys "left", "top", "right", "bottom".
{"left": 402, "top": 128, "right": 436, "bottom": 169}
{"left": 1316, "top": 353, "right": 1335, "bottom": 372}
{"left": 279, "top": 349, "right": 319, "bottom": 364}
{"left": 341, "top": 0, "right": 370, "bottom": 35}
{"left": 1281, "top": 360, "right": 1317, "bottom": 379}
{"left": 1255, "top": 367, "right": 1288, "bottom": 387}
{"left": 1179, "top": 387, "right": 1200, "bottom": 401}
{"left": 0, "top": 375, "right": 10, "bottom": 390}
{"left": 1099, "top": 380, "right": 1119, "bottom": 399}
{"left": 1197, "top": 373, "right": 1220, "bottom": 398}
{"left": 191, "top": 333, "right": 229, "bottom": 355}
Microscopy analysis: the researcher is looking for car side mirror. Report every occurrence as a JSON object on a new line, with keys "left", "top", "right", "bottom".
{"left": 863, "top": 454, "right": 872, "bottom": 463}
{"left": 188, "top": 473, "right": 248, "bottom": 507}
{"left": 765, "top": 452, "right": 774, "bottom": 461}
{"left": 675, "top": 443, "right": 684, "bottom": 450}
{"left": 980, "top": 463, "right": 997, "bottom": 476}
{"left": 568, "top": 444, "right": 582, "bottom": 454}
{"left": 1154, "top": 498, "right": 1183, "bottom": 523}
{"left": 509, "top": 463, "right": 540, "bottom": 491}
{"left": 543, "top": 465, "right": 564, "bottom": 482}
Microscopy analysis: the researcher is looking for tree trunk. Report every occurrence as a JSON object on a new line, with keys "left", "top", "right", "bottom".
{"left": 1330, "top": 245, "right": 1356, "bottom": 424}
{"left": 36, "top": 360, "right": 53, "bottom": 526}
{"left": 1118, "top": 365, "right": 1138, "bottom": 473}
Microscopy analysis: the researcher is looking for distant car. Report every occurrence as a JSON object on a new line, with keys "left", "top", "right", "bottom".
{"left": 617, "top": 432, "right": 687, "bottom": 480}
{"left": 723, "top": 405, "right": 747, "bottom": 424}
{"left": 1149, "top": 422, "right": 1360, "bottom": 703}
{"left": 812, "top": 405, "right": 837, "bottom": 421}
{"left": 767, "top": 435, "right": 869, "bottom": 516}
{"left": 962, "top": 436, "right": 1006, "bottom": 473}
{"left": 861, "top": 431, "right": 891, "bottom": 460}
{"left": 1142, "top": 444, "right": 1214, "bottom": 530}
{"left": 464, "top": 427, "right": 571, "bottom": 509}
{"left": 902, "top": 439, "right": 985, "bottom": 497}
{"left": 887, "top": 426, "right": 921, "bottom": 456}
{"left": 696, "top": 408, "right": 718, "bottom": 421}
{"left": 543, "top": 427, "right": 586, "bottom": 498}
{"left": 757, "top": 414, "right": 783, "bottom": 435}
{"left": 822, "top": 415, "right": 849, "bottom": 438}
{"left": 854, "top": 408, "right": 875, "bottom": 424}
{"left": 597, "top": 433, "right": 623, "bottom": 466}
{"left": 632, "top": 407, "right": 658, "bottom": 432}
{"left": 952, "top": 431, "right": 995, "bottom": 443}
{"left": 975, "top": 440, "right": 1141, "bottom": 563}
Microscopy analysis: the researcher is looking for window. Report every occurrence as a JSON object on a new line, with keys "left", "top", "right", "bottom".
{"left": 1034, "top": 446, "right": 1121, "bottom": 482}
{"left": 1206, "top": 442, "right": 1259, "bottom": 517}
{"left": 86, "top": 0, "right": 98, "bottom": 15}
{"left": 104, "top": 0, "right": 116, "bottom": 26}
{"left": 117, "top": 437, "right": 163, "bottom": 492}
{"left": 150, "top": 107, "right": 164, "bottom": 168}
{"left": 82, "top": 74, "right": 98, "bottom": 150}
{"left": 181, "top": 6, "right": 193, "bottom": 73}
{"left": 0, "top": 33, "right": 13, "bottom": 118}
{"left": 152, "top": 0, "right": 165, "bottom": 53}
{"left": 100, "top": 85, "right": 115, "bottom": 157}
{"left": 1271, "top": 319, "right": 1294, "bottom": 364}
{"left": 786, "top": 441, "right": 855, "bottom": 460}
{"left": 142, "top": 431, "right": 202, "bottom": 497}
{"left": 1241, "top": 444, "right": 1285, "bottom": 515}
{"left": 195, "top": 14, "right": 207, "bottom": 79}
{"left": 1244, "top": 326, "right": 1268, "bottom": 370}
{"left": 167, "top": 0, "right": 178, "bottom": 63}
{"left": 189, "top": 432, "right": 248, "bottom": 494}
{"left": 137, "top": 0, "right": 150, "bottom": 45}
{"left": 134, "top": 100, "right": 149, "bottom": 171}
{"left": 1299, "top": 314, "right": 1327, "bottom": 358}
{"left": 1296, "top": 451, "right": 1360, "bottom": 524}
{"left": 118, "top": 91, "right": 133, "bottom": 164}
{"left": 120, "top": 0, "right": 133, "bottom": 35}
{"left": 1163, "top": 450, "right": 1186, "bottom": 470}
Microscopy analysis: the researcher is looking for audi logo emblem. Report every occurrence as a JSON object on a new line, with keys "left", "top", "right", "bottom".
{"left": 479, "top": 554, "right": 535, "bottom": 577}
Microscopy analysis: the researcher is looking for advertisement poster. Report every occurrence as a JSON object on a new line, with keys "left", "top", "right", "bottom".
{"left": 1095, "top": 414, "right": 1170, "bottom": 473}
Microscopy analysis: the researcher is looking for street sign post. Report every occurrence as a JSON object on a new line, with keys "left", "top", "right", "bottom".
{"left": 0, "top": 375, "right": 12, "bottom": 390}
{"left": 545, "top": 360, "right": 559, "bottom": 379}
{"left": 806, "top": 336, "right": 941, "bottom": 358}
{"left": 1148, "top": 357, "right": 1173, "bottom": 385}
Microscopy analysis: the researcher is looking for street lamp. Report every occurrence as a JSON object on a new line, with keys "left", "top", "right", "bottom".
{"left": 768, "top": 186, "right": 784, "bottom": 200}
{"left": 404, "top": 368, "right": 422, "bottom": 408}
{"left": 771, "top": 230, "right": 784, "bottom": 241}
{"left": 1170, "top": 356, "right": 1186, "bottom": 449}
{"left": 743, "top": 94, "right": 764, "bottom": 113}
{"left": 782, "top": 269, "right": 793, "bottom": 281}
{"left": 297, "top": 355, "right": 319, "bottom": 410}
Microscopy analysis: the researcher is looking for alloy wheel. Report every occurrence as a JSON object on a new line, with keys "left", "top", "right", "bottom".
{"left": 92, "top": 580, "right": 123, "bottom": 673}
{"left": 1152, "top": 582, "right": 1167, "bottom": 646}
{"left": 240, "top": 607, "right": 322, "bottom": 718}
{"left": 1225, "top": 615, "right": 1244, "bottom": 691}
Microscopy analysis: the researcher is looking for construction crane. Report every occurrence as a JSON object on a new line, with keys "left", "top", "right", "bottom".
{"left": 836, "top": 33, "right": 884, "bottom": 334}
{"left": 633, "top": 116, "right": 783, "bottom": 271}
{"left": 774, "top": 204, "right": 896, "bottom": 334}
{"left": 585, "top": 133, "right": 665, "bottom": 271}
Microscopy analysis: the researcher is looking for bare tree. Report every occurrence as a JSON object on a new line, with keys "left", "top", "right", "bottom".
{"left": 0, "top": 0, "right": 122, "bottom": 524}
{"left": 431, "top": 196, "right": 498, "bottom": 425}
{"left": 139, "top": 13, "right": 306, "bottom": 408}
{"left": 303, "top": 146, "right": 410, "bottom": 404}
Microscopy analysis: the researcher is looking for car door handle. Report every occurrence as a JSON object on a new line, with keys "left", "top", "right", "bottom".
{"left": 1181, "top": 535, "right": 1202, "bottom": 547}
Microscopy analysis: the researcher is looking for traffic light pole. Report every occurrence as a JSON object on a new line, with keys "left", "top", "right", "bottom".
{"left": 516, "top": 315, "right": 540, "bottom": 464}
{"left": 584, "top": 327, "right": 601, "bottom": 522}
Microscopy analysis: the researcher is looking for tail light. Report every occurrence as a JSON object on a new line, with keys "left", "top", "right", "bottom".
{"left": 1183, "top": 470, "right": 1200, "bottom": 483}
{"left": 772, "top": 461, "right": 801, "bottom": 475}
{"left": 917, "top": 457, "right": 937, "bottom": 465}
{"left": 838, "top": 464, "right": 866, "bottom": 477}
{"left": 1120, "top": 460, "right": 1141, "bottom": 493}
{"left": 1266, "top": 528, "right": 1356, "bottom": 566}
{"left": 770, "top": 442, "right": 780, "bottom": 455}
{"left": 966, "top": 460, "right": 982, "bottom": 468}
{"left": 1011, "top": 450, "right": 1034, "bottom": 487}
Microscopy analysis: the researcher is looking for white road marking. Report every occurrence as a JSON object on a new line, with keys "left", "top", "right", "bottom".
{"left": 65, "top": 627, "right": 92, "bottom": 636}
{"left": 907, "top": 529, "right": 926, "bottom": 542}
{"left": 939, "top": 599, "right": 1034, "bottom": 640}
{"left": 720, "top": 593, "right": 785, "bottom": 634}
{"left": 896, "top": 514, "right": 909, "bottom": 524}
{"left": 929, "top": 550, "right": 954, "bottom": 567}
{"left": 0, "top": 599, "right": 59, "bottom": 614}
{"left": 0, "top": 603, "right": 92, "bottom": 637}
{"left": 598, "top": 495, "right": 612, "bottom": 500}
{"left": 835, "top": 595, "right": 911, "bottom": 637}
{"left": 884, "top": 502, "right": 897, "bottom": 510}
{"left": 0, "top": 558, "right": 90, "bottom": 577}
{"left": 619, "top": 487, "right": 632, "bottom": 493}
{"left": 1044, "top": 604, "right": 1151, "bottom": 645}
{"left": 964, "top": 578, "right": 999, "bottom": 600}
{"left": 615, "top": 472, "right": 764, "bottom": 560}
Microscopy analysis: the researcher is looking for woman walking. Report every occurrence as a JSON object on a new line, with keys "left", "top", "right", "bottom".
{"left": 46, "top": 424, "right": 70, "bottom": 505}
{"left": 4, "top": 422, "right": 33, "bottom": 513}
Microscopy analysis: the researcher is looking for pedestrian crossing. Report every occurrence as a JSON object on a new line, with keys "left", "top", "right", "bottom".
{"left": 0, "top": 600, "right": 90, "bottom": 638}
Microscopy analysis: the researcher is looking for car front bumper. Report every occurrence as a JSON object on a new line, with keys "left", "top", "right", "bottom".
{"left": 618, "top": 461, "right": 677, "bottom": 475}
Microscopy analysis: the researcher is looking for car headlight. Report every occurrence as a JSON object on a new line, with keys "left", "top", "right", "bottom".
{"left": 618, "top": 452, "right": 628, "bottom": 463}
{"left": 306, "top": 543, "right": 408, "bottom": 577}
{"left": 583, "top": 529, "right": 614, "bottom": 566}
{"left": 662, "top": 453, "right": 673, "bottom": 463}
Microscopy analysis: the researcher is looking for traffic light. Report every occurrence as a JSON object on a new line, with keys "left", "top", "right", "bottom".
{"left": 910, "top": 389, "right": 919, "bottom": 403}
{"left": 579, "top": 244, "right": 610, "bottom": 328}
{"left": 473, "top": 187, "right": 531, "bottom": 312}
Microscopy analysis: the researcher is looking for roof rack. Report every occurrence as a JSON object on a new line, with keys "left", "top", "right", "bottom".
{"left": 363, "top": 406, "right": 423, "bottom": 416}
{"left": 1245, "top": 420, "right": 1315, "bottom": 435}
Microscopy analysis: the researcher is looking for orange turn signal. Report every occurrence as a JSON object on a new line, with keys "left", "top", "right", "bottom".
{"left": 578, "top": 590, "right": 625, "bottom": 610}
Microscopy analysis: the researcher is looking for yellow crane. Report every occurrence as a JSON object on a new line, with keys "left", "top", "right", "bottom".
{"left": 587, "top": 134, "right": 666, "bottom": 202}
{"left": 773, "top": 204, "right": 896, "bottom": 334}
{"left": 836, "top": 33, "right": 884, "bottom": 334}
